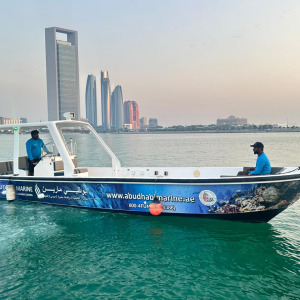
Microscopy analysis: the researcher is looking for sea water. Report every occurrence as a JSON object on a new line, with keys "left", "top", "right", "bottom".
{"left": 0, "top": 132, "right": 299, "bottom": 299}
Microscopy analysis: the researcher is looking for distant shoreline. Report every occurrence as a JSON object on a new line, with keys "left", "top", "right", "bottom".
{"left": 1, "top": 129, "right": 299, "bottom": 135}
{"left": 103, "top": 129, "right": 300, "bottom": 134}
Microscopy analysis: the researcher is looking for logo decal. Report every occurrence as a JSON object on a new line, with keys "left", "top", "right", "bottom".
{"left": 199, "top": 190, "right": 217, "bottom": 206}
{"left": 35, "top": 184, "right": 45, "bottom": 199}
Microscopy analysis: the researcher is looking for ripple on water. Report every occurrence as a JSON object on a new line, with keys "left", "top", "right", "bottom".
{"left": 0, "top": 197, "right": 299, "bottom": 298}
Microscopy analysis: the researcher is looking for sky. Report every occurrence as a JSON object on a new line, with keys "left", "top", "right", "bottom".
{"left": 0, "top": 0, "right": 300, "bottom": 126}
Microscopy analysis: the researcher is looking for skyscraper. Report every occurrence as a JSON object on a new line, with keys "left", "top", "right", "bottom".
{"left": 123, "top": 101, "right": 133, "bottom": 125}
{"left": 101, "top": 71, "right": 111, "bottom": 130}
{"left": 132, "top": 101, "right": 140, "bottom": 129}
{"left": 124, "top": 100, "right": 140, "bottom": 129}
{"left": 111, "top": 85, "right": 124, "bottom": 130}
{"left": 110, "top": 91, "right": 116, "bottom": 130}
{"left": 85, "top": 74, "right": 97, "bottom": 127}
{"left": 45, "top": 27, "right": 80, "bottom": 121}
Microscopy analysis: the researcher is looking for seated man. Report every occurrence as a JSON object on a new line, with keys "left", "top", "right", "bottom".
{"left": 26, "top": 130, "right": 50, "bottom": 176}
{"left": 238, "top": 142, "right": 271, "bottom": 176}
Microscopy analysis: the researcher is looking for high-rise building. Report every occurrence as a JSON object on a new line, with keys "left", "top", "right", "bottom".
{"left": 110, "top": 92, "right": 116, "bottom": 130}
{"left": 149, "top": 118, "right": 158, "bottom": 128}
{"left": 123, "top": 101, "right": 133, "bottom": 126}
{"left": 132, "top": 101, "right": 140, "bottom": 129}
{"left": 85, "top": 74, "right": 97, "bottom": 127}
{"left": 123, "top": 100, "right": 139, "bottom": 129}
{"left": 45, "top": 27, "right": 80, "bottom": 121}
{"left": 111, "top": 85, "right": 124, "bottom": 130}
{"left": 101, "top": 71, "right": 111, "bottom": 130}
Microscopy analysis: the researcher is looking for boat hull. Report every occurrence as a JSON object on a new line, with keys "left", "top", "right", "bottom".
{"left": 1, "top": 175, "right": 300, "bottom": 222}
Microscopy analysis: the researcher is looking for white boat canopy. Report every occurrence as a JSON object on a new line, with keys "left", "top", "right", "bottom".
{"left": 0, "top": 120, "right": 121, "bottom": 177}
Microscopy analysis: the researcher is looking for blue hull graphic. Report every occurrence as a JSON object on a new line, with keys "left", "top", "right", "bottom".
{"left": 1, "top": 177, "right": 299, "bottom": 222}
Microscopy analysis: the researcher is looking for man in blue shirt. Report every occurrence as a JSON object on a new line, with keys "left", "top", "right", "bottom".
{"left": 248, "top": 142, "right": 271, "bottom": 175}
{"left": 237, "top": 142, "right": 271, "bottom": 176}
{"left": 26, "top": 130, "right": 50, "bottom": 176}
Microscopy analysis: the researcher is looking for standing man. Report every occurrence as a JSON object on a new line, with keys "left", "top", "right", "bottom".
{"left": 26, "top": 130, "right": 50, "bottom": 176}
{"left": 248, "top": 142, "right": 271, "bottom": 175}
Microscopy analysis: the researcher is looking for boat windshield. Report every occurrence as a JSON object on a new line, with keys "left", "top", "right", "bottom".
{"left": 0, "top": 126, "right": 55, "bottom": 161}
{"left": 58, "top": 123, "right": 113, "bottom": 168}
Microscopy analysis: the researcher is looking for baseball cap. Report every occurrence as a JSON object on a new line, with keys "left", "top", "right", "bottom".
{"left": 31, "top": 130, "right": 39, "bottom": 135}
{"left": 250, "top": 142, "right": 264, "bottom": 149}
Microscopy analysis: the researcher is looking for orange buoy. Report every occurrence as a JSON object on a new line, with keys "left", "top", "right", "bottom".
{"left": 149, "top": 196, "right": 163, "bottom": 215}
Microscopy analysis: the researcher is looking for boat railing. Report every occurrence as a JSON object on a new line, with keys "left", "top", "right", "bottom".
{"left": 66, "top": 138, "right": 77, "bottom": 156}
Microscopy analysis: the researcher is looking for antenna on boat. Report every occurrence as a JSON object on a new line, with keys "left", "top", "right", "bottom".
{"left": 63, "top": 112, "right": 75, "bottom": 121}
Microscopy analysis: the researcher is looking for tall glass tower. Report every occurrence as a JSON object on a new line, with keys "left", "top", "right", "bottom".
{"left": 85, "top": 74, "right": 97, "bottom": 127}
{"left": 45, "top": 27, "right": 80, "bottom": 121}
{"left": 101, "top": 71, "right": 111, "bottom": 130}
{"left": 111, "top": 85, "right": 124, "bottom": 130}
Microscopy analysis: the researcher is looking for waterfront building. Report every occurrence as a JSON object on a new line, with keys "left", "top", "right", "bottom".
{"left": 124, "top": 100, "right": 140, "bottom": 130}
{"left": 101, "top": 71, "right": 111, "bottom": 130}
{"left": 216, "top": 116, "right": 247, "bottom": 126}
{"left": 20, "top": 118, "right": 27, "bottom": 123}
{"left": 123, "top": 101, "right": 133, "bottom": 125}
{"left": 123, "top": 124, "right": 133, "bottom": 130}
{"left": 110, "top": 92, "right": 115, "bottom": 130}
{"left": 139, "top": 117, "right": 148, "bottom": 130}
{"left": 140, "top": 117, "right": 148, "bottom": 126}
{"left": 132, "top": 101, "right": 140, "bottom": 129}
{"left": 149, "top": 118, "right": 158, "bottom": 128}
{"left": 111, "top": 86, "right": 124, "bottom": 130}
{"left": 45, "top": 27, "right": 80, "bottom": 121}
{"left": 85, "top": 74, "right": 97, "bottom": 127}
{"left": 0, "top": 117, "right": 21, "bottom": 125}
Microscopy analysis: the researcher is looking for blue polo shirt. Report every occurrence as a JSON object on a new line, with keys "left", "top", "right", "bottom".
{"left": 249, "top": 152, "right": 271, "bottom": 175}
{"left": 26, "top": 138, "right": 48, "bottom": 160}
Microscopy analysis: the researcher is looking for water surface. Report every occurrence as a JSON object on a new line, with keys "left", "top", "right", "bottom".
{"left": 0, "top": 132, "right": 299, "bottom": 299}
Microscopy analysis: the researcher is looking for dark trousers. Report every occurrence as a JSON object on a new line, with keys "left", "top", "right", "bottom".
{"left": 28, "top": 158, "right": 41, "bottom": 176}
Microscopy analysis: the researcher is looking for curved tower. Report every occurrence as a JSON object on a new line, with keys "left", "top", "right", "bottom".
{"left": 132, "top": 101, "right": 140, "bottom": 129}
{"left": 85, "top": 74, "right": 97, "bottom": 127}
{"left": 124, "top": 101, "right": 133, "bottom": 126}
{"left": 124, "top": 100, "right": 139, "bottom": 129}
{"left": 111, "top": 85, "right": 124, "bottom": 130}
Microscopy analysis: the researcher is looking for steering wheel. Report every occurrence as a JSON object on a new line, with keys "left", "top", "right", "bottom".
{"left": 41, "top": 151, "right": 54, "bottom": 159}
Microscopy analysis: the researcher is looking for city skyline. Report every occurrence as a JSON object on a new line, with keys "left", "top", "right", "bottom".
{"left": 1, "top": 1, "right": 300, "bottom": 126}
{"left": 45, "top": 27, "right": 80, "bottom": 121}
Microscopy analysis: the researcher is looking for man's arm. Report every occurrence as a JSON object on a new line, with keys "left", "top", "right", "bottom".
{"left": 41, "top": 140, "right": 50, "bottom": 153}
{"left": 249, "top": 157, "right": 264, "bottom": 175}
{"left": 26, "top": 140, "right": 33, "bottom": 161}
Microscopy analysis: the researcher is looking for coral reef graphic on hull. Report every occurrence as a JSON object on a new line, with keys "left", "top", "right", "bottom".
{"left": 8, "top": 179, "right": 300, "bottom": 214}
